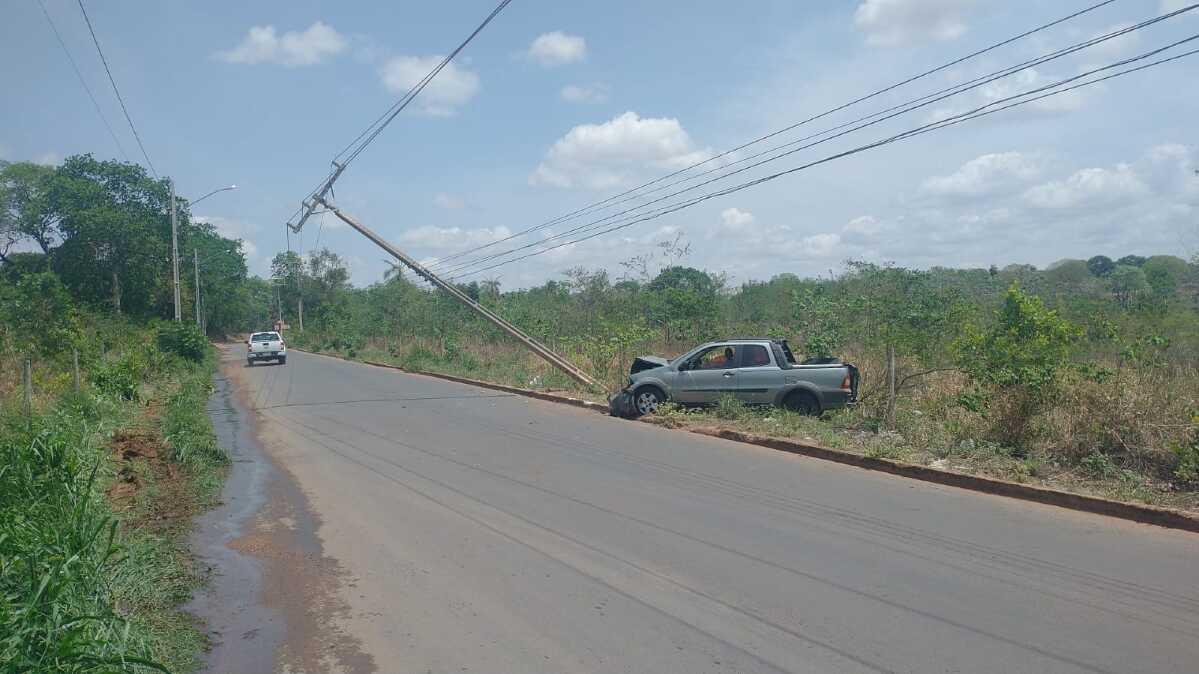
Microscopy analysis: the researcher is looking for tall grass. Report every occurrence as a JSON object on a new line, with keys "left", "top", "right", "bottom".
{"left": 1, "top": 322, "right": 226, "bottom": 673}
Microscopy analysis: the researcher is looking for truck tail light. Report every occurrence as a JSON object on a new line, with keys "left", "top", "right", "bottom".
{"left": 840, "top": 373, "right": 852, "bottom": 390}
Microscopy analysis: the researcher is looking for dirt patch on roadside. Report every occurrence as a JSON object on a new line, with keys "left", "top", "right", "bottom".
{"left": 106, "top": 426, "right": 198, "bottom": 534}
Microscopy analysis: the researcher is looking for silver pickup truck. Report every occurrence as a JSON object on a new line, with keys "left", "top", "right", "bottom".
{"left": 612, "top": 338, "right": 857, "bottom": 418}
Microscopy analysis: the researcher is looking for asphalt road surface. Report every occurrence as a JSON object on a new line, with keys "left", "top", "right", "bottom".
{"left": 209, "top": 345, "right": 1199, "bottom": 674}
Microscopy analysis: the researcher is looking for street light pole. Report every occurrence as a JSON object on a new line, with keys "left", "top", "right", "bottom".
{"left": 170, "top": 179, "right": 180, "bottom": 321}
{"left": 194, "top": 250, "right": 202, "bottom": 328}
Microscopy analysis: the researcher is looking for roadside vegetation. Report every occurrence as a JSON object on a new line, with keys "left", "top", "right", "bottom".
{"left": 2, "top": 157, "right": 243, "bottom": 671}
{"left": 279, "top": 241, "right": 1199, "bottom": 512}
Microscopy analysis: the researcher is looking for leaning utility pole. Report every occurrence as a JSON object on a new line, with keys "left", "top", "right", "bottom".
{"left": 193, "top": 250, "right": 202, "bottom": 328}
{"left": 170, "top": 179, "right": 181, "bottom": 321}
{"left": 308, "top": 196, "right": 600, "bottom": 390}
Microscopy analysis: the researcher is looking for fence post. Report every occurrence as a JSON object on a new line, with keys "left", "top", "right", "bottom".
{"left": 73, "top": 348, "right": 81, "bottom": 392}
{"left": 23, "top": 358, "right": 33, "bottom": 417}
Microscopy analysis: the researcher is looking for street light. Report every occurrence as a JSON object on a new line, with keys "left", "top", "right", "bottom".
{"left": 190, "top": 184, "right": 238, "bottom": 207}
{"left": 171, "top": 182, "right": 238, "bottom": 322}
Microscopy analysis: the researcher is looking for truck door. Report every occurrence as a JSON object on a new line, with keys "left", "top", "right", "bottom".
{"left": 731, "top": 343, "right": 779, "bottom": 404}
{"left": 676, "top": 344, "right": 739, "bottom": 404}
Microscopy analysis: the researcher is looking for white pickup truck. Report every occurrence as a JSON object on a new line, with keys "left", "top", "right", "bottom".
{"left": 246, "top": 331, "right": 287, "bottom": 366}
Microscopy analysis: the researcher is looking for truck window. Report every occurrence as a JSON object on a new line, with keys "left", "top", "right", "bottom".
{"left": 694, "top": 345, "right": 737, "bottom": 370}
{"left": 740, "top": 344, "right": 771, "bottom": 368}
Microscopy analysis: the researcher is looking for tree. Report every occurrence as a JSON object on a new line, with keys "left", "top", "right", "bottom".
{"left": 0, "top": 161, "right": 61, "bottom": 257}
{"left": 841, "top": 262, "right": 966, "bottom": 427}
{"left": 1044, "top": 259, "right": 1093, "bottom": 288}
{"left": 1116, "top": 254, "right": 1147, "bottom": 267}
{"left": 0, "top": 271, "right": 81, "bottom": 356}
{"left": 646, "top": 265, "right": 721, "bottom": 342}
{"left": 1141, "top": 255, "right": 1188, "bottom": 300}
{"left": 1087, "top": 255, "right": 1116, "bottom": 278}
{"left": 50, "top": 155, "right": 174, "bottom": 315}
{"left": 956, "top": 283, "right": 1079, "bottom": 448}
{"left": 1108, "top": 264, "right": 1149, "bottom": 308}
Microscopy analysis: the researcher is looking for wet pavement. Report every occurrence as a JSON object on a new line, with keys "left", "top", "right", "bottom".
{"left": 185, "top": 364, "right": 283, "bottom": 673}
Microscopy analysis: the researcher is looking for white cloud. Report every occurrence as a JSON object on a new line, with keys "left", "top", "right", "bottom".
{"left": 399, "top": 225, "right": 512, "bottom": 250}
{"left": 719, "top": 207, "right": 756, "bottom": 232}
{"left": 195, "top": 216, "right": 260, "bottom": 261}
{"left": 530, "top": 111, "right": 712, "bottom": 190}
{"left": 801, "top": 233, "right": 842, "bottom": 257}
{"left": 1023, "top": 164, "right": 1148, "bottom": 209}
{"left": 215, "top": 21, "right": 346, "bottom": 66}
{"left": 527, "top": 31, "right": 586, "bottom": 66}
{"left": 928, "top": 68, "right": 1089, "bottom": 123}
{"left": 1086, "top": 23, "right": 1140, "bottom": 58}
{"left": 380, "top": 56, "right": 480, "bottom": 116}
{"left": 560, "top": 83, "right": 610, "bottom": 104}
{"left": 434, "top": 192, "right": 465, "bottom": 210}
{"left": 853, "top": 0, "right": 978, "bottom": 47}
{"left": 921, "top": 152, "right": 1042, "bottom": 197}
{"left": 980, "top": 68, "right": 1088, "bottom": 113}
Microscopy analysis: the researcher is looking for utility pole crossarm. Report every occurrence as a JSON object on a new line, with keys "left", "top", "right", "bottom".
{"left": 313, "top": 197, "right": 602, "bottom": 391}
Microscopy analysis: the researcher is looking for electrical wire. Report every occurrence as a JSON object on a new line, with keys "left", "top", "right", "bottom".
{"left": 76, "top": 0, "right": 156, "bottom": 176}
{"left": 338, "top": 0, "right": 514, "bottom": 168}
{"left": 286, "top": 0, "right": 514, "bottom": 225}
{"left": 425, "top": 0, "right": 1134, "bottom": 269}
{"left": 37, "top": 0, "right": 129, "bottom": 162}
{"left": 447, "top": 37, "right": 1199, "bottom": 281}
{"left": 438, "top": 11, "right": 1199, "bottom": 278}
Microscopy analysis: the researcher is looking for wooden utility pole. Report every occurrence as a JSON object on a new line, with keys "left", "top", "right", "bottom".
{"left": 194, "top": 250, "right": 202, "bottom": 328}
{"left": 885, "top": 343, "right": 897, "bottom": 430}
{"left": 72, "top": 349, "right": 81, "bottom": 392}
{"left": 171, "top": 179, "right": 181, "bottom": 321}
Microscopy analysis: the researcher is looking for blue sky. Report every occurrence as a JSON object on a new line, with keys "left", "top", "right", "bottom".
{"left": 4, "top": 0, "right": 1197, "bottom": 287}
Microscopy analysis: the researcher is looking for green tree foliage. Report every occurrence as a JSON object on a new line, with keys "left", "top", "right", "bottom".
{"left": 156, "top": 321, "right": 209, "bottom": 362}
{"left": 1108, "top": 264, "right": 1150, "bottom": 308}
{"left": 1086, "top": 255, "right": 1116, "bottom": 278}
{"left": 1141, "top": 255, "right": 1189, "bottom": 300}
{"left": 1116, "top": 254, "right": 1147, "bottom": 267}
{"left": 956, "top": 283, "right": 1080, "bottom": 447}
{"left": 0, "top": 271, "right": 81, "bottom": 357}
{"left": 0, "top": 155, "right": 248, "bottom": 332}
{"left": 645, "top": 265, "right": 722, "bottom": 341}
{"left": 0, "top": 161, "right": 60, "bottom": 257}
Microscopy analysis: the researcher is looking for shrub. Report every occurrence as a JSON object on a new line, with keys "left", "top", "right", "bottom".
{"left": 155, "top": 322, "right": 208, "bottom": 362}
{"left": 714, "top": 394, "right": 749, "bottom": 420}
{"left": 956, "top": 283, "right": 1079, "bottom": 449}
{"left": 90, "top": 352, "right": 146, "bottom": 401}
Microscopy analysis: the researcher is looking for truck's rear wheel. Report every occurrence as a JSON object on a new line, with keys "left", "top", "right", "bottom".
{"left": 783, "top": 390, "right": 820, "bottom": 416}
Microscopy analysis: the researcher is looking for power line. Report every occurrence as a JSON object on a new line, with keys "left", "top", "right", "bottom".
{"left": 443, "top": 7, "right": 1199, "bottom": 275}
{"left": 438, "top": 15, "right": 1194, "bottom": 278}
{"left": 75, "top": 0, "right": 156, "bottom": 176}
{"left": 287, "top": 0, "right": 514, "bottom": 232}
{"left": 337, "top": 0, "right": 514, "bottom": 168}
{"left": 448, "top": 37, "right": 1199, "bottom": 280}
{"left": 37, "top": 0, "right": 129, "bottom": 162}
{"left": 426, "top": 0, "right": 1128, "bottom": 270}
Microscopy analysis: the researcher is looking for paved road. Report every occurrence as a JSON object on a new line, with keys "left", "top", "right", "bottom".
{"left": 219, "top": 346, "right": 1199, "bottom": 674}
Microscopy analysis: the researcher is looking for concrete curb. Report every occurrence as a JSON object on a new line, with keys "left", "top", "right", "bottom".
{"left": 297, "top": 348, "right": 1199, "bottom": 534}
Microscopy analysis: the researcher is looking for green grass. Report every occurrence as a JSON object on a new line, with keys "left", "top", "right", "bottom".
{"left": 0, "top": 332, "right": 226, "bottom": 673}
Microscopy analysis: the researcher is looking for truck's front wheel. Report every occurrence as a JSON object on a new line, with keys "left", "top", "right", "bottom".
{"left": 634, "top": 386, "right": 666, "bottom": 417}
